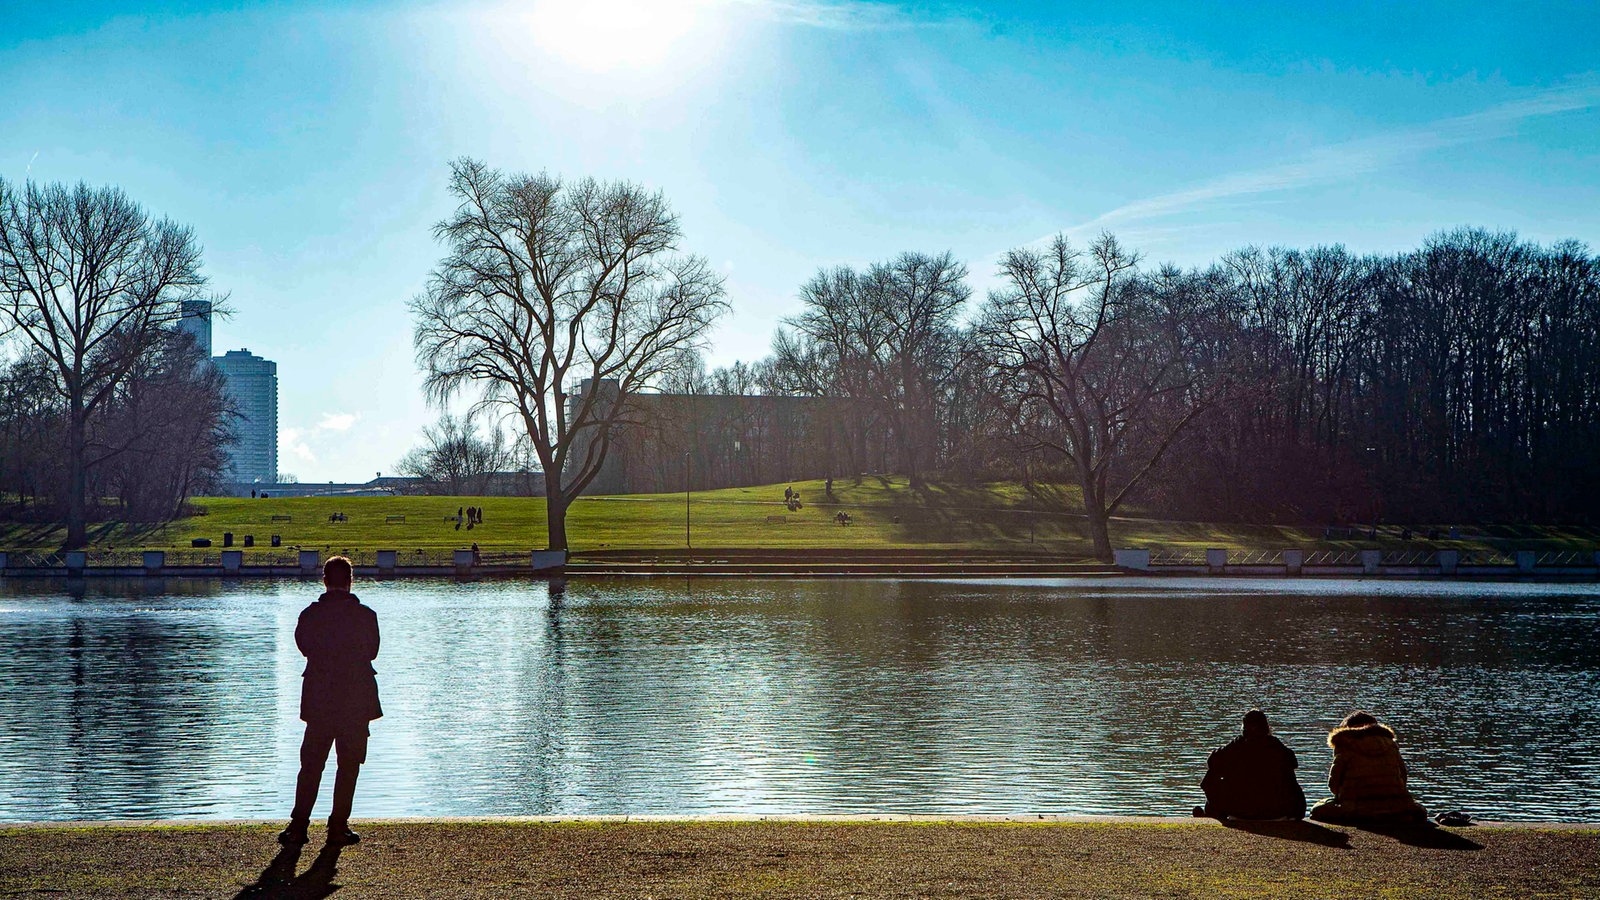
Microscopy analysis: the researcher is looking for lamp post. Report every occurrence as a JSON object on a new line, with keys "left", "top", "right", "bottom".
{"left": 1365, "top": 446, "right": 1380, "bottom": 541}
{"left": 684, "top": 450, "right": 692, "bottom": 548}
{"left": 1026, "top": 459, "right": 1035, "bottom": 544}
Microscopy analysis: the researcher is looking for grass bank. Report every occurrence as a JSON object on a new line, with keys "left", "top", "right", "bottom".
{"left": 2, "top": 477, "right": 1596, "bottom": 558}
{"left": 1, "top": 818, "right": 1595, "bottom": 899}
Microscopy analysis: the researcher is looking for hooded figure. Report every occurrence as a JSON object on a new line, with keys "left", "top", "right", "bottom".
{"left": 1308, "top": 711, "right": 1427, "bottom": 825}
{"left": 1199, "top": 709, "right": 1306, "bottom": 820}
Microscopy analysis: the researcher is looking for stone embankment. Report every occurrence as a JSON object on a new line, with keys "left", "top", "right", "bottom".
{"left": 2, "top": 546, "right": 1597, "bottom": 579}
{"left": 1114, "top": 547, "right": 1600, "bottom": 579}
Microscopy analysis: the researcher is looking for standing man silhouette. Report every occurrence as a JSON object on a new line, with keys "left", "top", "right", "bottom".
{"left": 279, "top": 556, "right": 382, "bottom": 847}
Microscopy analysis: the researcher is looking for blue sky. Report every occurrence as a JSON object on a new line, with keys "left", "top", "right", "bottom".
{"left": 4, "top": 0, "right": 1598, "bottom": 480}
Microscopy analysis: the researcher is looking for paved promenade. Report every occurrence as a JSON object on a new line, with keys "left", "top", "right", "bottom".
{"left": 2, "top": 815, "right": 1596, "bottom": 899}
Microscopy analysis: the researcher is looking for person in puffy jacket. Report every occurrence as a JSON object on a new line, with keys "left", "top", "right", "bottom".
{"left": 1197, "top": 709, "right": 1307, "bottom": 820}
{"left": 1308, "top": 711, "right": 1427, "bottom": 825}
{"left": 278, "top": 556, "right": 382, "bottom": 848}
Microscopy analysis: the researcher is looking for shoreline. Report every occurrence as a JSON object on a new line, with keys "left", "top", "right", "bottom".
{"left": 2, "top": 567, "right": 1597, "bottom": 581}
{"left": 4, "top": 543, "right": 1598, "bottom": 581}
{"left": 5, "top": 813, "right": 1599, "bottom": 829}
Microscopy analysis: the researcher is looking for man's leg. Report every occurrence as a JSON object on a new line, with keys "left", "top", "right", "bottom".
{"left": 326, "top": 726, "right": 369, "bottom": 844}
{"left": 291, "top": 724, "right": 336, "bottom": 824}
{"left": 282, "top": 724, "right": 334, "bottom": 844}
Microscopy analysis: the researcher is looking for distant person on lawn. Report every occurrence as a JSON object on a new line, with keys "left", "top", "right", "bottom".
{"left": 1308, "top": 711, "right": 1428, "bottom": 826}
{"left": 279, "top": 556, "right": 382, "bottom": 848}
{"left": 1195, "top": 709, "right": 1306, "bottom": 820}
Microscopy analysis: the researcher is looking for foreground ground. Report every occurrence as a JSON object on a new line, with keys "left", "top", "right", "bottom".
{"left": 0, "top": 818, "right": 1595, "bottom": 899}
{"left": 6, "top": 477, "right": 1595, "bottom": 558}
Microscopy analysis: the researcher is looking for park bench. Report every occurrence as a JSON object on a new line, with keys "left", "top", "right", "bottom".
{"left": 765, "top": 515, "right": 786, "bottom": 524}
{"left": 271, "top": 515, "right": 292, "bottom": 522}
{"left": 385, "top": 515, "right": 406, "bottom": 523}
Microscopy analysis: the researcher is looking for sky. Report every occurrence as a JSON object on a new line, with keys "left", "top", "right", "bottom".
{"left": 3, "top": 0, "right": 1598, "bottom": 481}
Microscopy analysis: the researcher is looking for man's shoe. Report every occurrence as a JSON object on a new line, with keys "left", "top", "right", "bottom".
{"left": 326, "top": 826, "right": 361, "bottom": 846}
{"left": 277, "top": 823, "right": 309, "bottom": 846}
{"left": 1191, "top": 806, "right": 1206, "bottom": 818}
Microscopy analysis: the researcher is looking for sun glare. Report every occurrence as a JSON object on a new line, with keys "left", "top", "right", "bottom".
{"left": 524, "top": 0, "right": 721, "bottom": 72}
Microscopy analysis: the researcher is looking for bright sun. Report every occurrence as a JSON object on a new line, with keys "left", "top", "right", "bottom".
{"left": 525, "top": 0, "right": 720, "bottom": 72}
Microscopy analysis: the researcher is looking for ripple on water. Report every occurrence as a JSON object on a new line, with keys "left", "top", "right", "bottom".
{"left": 0, "top": 576, "right": 1597, "bottom": 821}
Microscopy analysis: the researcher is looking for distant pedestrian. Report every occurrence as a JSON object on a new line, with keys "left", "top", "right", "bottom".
{"left": 252, "top": 488, "right": 258, "bottom": 499}
{"left": 278, "top": 556, "right": 381, "bottom": 848}
{"left": 1195, "top": 710, "right": 1306, "bottom": 820}
{"left": 784, "top": 486, "right": 794, "bottom": 503}
{"left": 1308, "top": 711, "right": 1428, "bottom": 826}
{"left": 471, "top": 542, "right": 481, "bottom": 565}
{"left": 477, "top": 506, "right": 484, "bottom": 525}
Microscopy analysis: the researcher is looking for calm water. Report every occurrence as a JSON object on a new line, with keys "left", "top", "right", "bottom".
{"left": 1, "top": 576, "right": 1598, "bottom": 823}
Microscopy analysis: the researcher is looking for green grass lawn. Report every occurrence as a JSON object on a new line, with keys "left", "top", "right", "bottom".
{"left": 1, "top": 476, "right": 1596, "bottom": 556}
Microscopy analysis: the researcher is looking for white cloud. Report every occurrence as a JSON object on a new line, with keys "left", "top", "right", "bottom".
{"left": 318, "top": 412, "right": 359, "bottom": 431}
{"left": 280, "top": 426, "right": 316, "bottom": 464}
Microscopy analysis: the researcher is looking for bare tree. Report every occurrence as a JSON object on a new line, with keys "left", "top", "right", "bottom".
{"left": 0, "top": 179, "right": 217, "bottom": 548}
{"left": 97, "top": 331, "right": 233, "bottom": 520}
{"left": 395, "top": 414, "right": 513, "bottom": 495}
{"left": 411, "top": 159, "right": 727, "bottom": 550}
{"left": 981, "top": 234, "right": 1228, "bottom": 561}
{"left": 781, "top": 251, "right": 970, "bottom": 485}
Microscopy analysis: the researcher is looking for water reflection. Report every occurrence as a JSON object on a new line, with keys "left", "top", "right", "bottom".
{"left": 1, "top": 577, "right": 1597, "bottom": 822}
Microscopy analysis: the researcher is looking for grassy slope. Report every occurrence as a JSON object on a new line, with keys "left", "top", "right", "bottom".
{"left": 0, "top": 476, "right": 1595, "bottom": 556}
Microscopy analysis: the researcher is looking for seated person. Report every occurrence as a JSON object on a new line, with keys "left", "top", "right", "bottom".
{"left": 1308, "top": 711, "right": 1428, "bottom": 826}
{"left": 1197, "top": 709, "right": 1306, "bottom": 820}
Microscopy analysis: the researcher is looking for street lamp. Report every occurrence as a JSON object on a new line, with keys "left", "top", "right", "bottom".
{"left": 684, "top": 450, "right": 692, "bottom": 548}
{"left": 1026, "top": 459, "right": 1035, "bottom": 545}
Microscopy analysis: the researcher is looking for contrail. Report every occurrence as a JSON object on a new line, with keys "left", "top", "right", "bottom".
{"left": 1047, "top": 80, "right": 1600, "bottom": 242}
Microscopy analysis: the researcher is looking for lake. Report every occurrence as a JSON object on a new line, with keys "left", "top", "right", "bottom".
{"left": 1, "top": 576, "right": 1597, "bottom": 822}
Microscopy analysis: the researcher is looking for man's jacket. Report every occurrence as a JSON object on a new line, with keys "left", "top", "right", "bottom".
{"left": 296, "top": 591, "right": 382, "bottom": 727}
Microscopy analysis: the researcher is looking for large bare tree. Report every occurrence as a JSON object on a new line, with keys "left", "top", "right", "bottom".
{"left": 0, "top": 179, "right": 215, "bottom": 548}
{"left": 411, "top": 159, "right": 727, "bottom": 550}
{"left": 980, "top": 234, "right": 1228, "bottom": 561}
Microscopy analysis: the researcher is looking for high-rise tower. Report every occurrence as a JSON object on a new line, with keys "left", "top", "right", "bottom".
{"left": 213, "top": 348, "right": 278, "bottom": 483}
{"left": 177, "top": 299, "right": 212, "bottom": 357}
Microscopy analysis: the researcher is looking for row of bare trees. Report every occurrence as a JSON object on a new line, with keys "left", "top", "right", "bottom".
{"left": 758, "top": 235, "right": 1235, "bottom": 559}
{"left": 1153, "top": 229, "right": 1600, "bottom": 526}
{"left": 0, "top": 179, "right": 233, "bottom": 545}
{"left": 410, "top": 160, "right": 1600, "bottom": 556}
{"left": 761, "top": 229, "right": 1600, "bottom": 554}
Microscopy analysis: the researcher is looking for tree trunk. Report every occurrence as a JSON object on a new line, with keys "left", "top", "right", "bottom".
{"left": 1078, "top": 466, "right": 1114, "bottom": 563}
{"left": 1085, "top": 505, "right": 1113, "bottom": 563}
{"left": 545, "top": 485, "right": 569, "bottom": 552}
{"left": 65, "top": 407, "right": 88, "bottom": 550}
